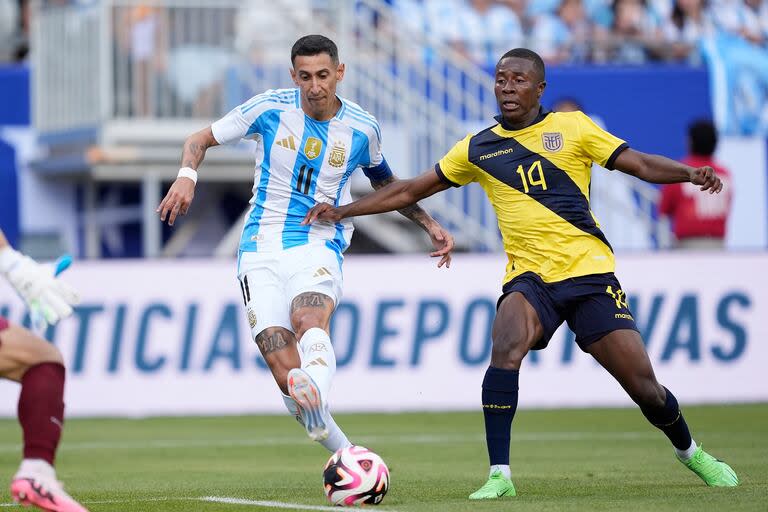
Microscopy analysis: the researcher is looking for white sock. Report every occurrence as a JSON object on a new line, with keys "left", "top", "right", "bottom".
{"left": 490, "top": 464, "right": 511, "bottom": 479}
{"left": 283, "top": 392, "right": 350, "bottom": 452}
{"left": 318, "top": 413, "right": 352, "bottom": 453}
{"left": 15, "top": 459, "right": 55, "bottom": 479}
{"left": 675, "top": 439, "right": 698, "bottom": 461}
{"left": 299, "top": 327, "right": 336, "bottom": 398}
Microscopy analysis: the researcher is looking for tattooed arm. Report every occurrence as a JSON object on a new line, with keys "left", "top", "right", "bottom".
{"left": 158, "top": 127, "right": 219, "bottom": 225}
{"left": 370, "top": 175, "right": 436, "bottom": 232}
{"left": 369, "top": 175, "right": 454, "bottom": 268}
{"left": 180, "top": 127, "right": 219, "bottom": 170}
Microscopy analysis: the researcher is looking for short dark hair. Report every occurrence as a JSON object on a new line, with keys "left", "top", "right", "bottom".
{"left": 291, "top": 35, "right": 339, "bottom": 65}
{"left": 498, "top": 48, "right": 546, "bottom": 82}
{"left": 688, "top": 119, "right": 718, "bottom": 156}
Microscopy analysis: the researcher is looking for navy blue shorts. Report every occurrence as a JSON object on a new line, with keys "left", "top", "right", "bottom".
{"left": 498, "top": 272, "right": 639, "bottom": 352}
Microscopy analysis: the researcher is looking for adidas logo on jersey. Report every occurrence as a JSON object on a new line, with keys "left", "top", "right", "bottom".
{"left": 277, "top": 135, "right": 296, "bottom": 150}
{"left": 313, "top": 267, "right": 331, "bottom": 278}
{"left": 307, "top": 358, "right": 328, "bottom": 367}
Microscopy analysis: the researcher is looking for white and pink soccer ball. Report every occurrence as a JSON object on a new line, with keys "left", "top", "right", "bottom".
{"left": 322, "top": 445, "right": 390, "bottom": 506}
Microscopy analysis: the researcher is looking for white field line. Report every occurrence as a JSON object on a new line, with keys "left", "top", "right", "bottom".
{"left": 0, "top": 431, "right": 658, "bottom": 453}
{"left": 1, "top": 496, "right": 396, "bottom": 511}
{"left": 201, "top": 496, "right": 375, "bottom": 510}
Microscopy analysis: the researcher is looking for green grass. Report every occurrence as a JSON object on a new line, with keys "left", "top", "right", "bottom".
{"left": 1, "top": 405, "right": 766, "bottom": 511}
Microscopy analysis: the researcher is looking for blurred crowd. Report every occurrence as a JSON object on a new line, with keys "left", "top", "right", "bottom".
{"left": 2, "top": 0, "right": 768, "bottom": 67}
{"left": 2, "top": 0, "right": 767, "bottom": 132}
{"left": 0, "top": 0, "right": 26, "bottom": 61}
{"left": 394, "top": 0, "right": 768, "bottom": 67}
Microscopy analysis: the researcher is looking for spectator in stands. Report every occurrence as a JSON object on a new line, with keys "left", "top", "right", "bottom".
{"left": 713, "top": 0, "right": 765, "bottom": 47}
{"left": 659, "top": 119, "right": 732, "bottom": 249}
{"left": 444, "top": 0, "right": 523, "bottom": 68}
{"left": 120, "top": 4, "right": 166, "bottom": 117}
{"left": 593, "top": 0, "right": 660, "bottom": 63}
{"left": 660, "top": 0, "right": 713, "bottom": 63}
{"left": 530, "top": 0, "right": 592, "bottom": 63}
{"left": 0, "top": 0, "right": 19, "bottom": 62}
{"left": 498, "top": 0, "right": 534, "bottom": 34}
{"left": 552, "top": 96, "right": 583, "bottom": 112}
{"left": 744, "top": 0, "right": 768, "bottom": 45}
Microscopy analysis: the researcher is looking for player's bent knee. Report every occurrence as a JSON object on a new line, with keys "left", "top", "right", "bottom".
{"left": 0, "top": 326, "right": 63, "bottom": 381}
{"left": 490, "top": 334, "right": 529, "bottom": 369}
{"left": 292, "top": 314, "right": 325, "bottom": 339}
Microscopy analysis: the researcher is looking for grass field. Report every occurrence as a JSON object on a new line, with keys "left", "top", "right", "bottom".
{"left": 0, "top": 404, "right": 766, "bottom": 511}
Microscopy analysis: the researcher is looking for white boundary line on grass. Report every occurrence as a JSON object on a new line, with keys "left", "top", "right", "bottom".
{"left": 0, "top": 431, "right": 659, "bottom": 453}
{"left": 201, "top": 496, "right": 383, "bottom": 510}
{"left": 1, "top": 496, "right": 394, "bottom": 511}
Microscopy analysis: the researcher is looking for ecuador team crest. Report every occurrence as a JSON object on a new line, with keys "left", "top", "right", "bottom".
{"left": 542, "top": 132, "right": 563, "bottom": 152}
{"left": 328, "top": 141, "right": 346, "bottom": 168}
{"left": 304, "top": 137, "right": 323, "bottom": 160}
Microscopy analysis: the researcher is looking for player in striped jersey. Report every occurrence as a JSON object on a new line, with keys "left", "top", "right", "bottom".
{"left": 158, "top": 35, "right": 454, "bottom": 453}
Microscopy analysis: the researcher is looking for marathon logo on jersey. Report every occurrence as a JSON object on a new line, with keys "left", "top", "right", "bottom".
{"left": 328, "top": 141, "right": 346, "bottom": 168}
{"left": 542, "top": 132, "right": 563, "bottom": 152}
{"left": 304, "top": 137, "right": 323, "bottom": 159}
{"left": 478, "top": 148, "right": 514, "bottom": 161}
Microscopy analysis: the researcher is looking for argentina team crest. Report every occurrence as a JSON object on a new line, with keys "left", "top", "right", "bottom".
{"left": 542, "top": 132, "right": 563, "bottom": 152}
{"left": 304, "top": 137, "right": 323, "bottom": 159}
{"left": 328, "top": 141, "right": 346, "bottom": 168}
{"left": 246, "top": 308, "right": 257, "bottom": 329}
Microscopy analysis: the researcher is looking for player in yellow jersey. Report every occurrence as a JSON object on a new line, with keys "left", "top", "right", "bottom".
{"left": 303, "top": 48, "right": 739, "bottom": 498}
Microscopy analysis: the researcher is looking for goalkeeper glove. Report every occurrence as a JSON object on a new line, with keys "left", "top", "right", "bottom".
{"left": 0, "top": 247, "right": 80, "bottom": 330}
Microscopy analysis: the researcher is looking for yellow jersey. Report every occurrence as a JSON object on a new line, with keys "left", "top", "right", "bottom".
{"left": 436, "top": 109, "right": 628, "bottom": 285}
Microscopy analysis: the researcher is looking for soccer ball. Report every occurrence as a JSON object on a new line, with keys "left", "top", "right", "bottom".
{"left": 322, "top": 445, "right": 389, "bottom": 506}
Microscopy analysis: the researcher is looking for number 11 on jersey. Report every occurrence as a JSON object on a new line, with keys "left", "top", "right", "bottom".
{"left": 297, "top": 164, "right": 315, "bottom": 195}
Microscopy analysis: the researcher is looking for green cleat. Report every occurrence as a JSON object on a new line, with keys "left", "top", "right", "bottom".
{"left": 678, "top": 445, "right": 739, "bottom": 487}
{"left": 468, "top": 470, "right": 517, "bottom": 500}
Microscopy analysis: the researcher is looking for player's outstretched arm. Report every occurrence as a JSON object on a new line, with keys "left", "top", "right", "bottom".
{"left": 304, "top": 168, "right": 449, "bottom": 222}
{"left": 303, "top": 169, "right": 453, "bottom": 266}
{"left": 613, "top": 148, "right": 723, "bottom": 193}
{"left": 0, "top": 228, "right": 80, "bottom": 330}
{"left": 157, "top": 126, "right": 219, "bottom": 226}
{"left": 368, "top": 174, "right": 454, "bottom": 267}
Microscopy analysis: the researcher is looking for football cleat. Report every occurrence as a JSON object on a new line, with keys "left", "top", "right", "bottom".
{"left": 287, "top": 368, "right": 329, "bottom": 442}
{"left": 678, "top": 445, "right": 739, "bottom": 487}
{"left": 11, "top": 465, "right": 88, "bottom": 512}
{"left": 468, "top": 470, "right": 517, "bottom": 500}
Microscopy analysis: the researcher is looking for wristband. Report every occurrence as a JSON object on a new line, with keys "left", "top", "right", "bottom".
{"left": 178, "top": 167, "right": 198, "bottom": 184}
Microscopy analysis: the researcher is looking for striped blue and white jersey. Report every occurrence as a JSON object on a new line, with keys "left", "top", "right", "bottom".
{"left": 212, "top": 88, "right": 390, "bottom": 257}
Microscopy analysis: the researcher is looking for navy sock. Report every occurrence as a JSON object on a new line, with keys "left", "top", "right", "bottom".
{"left": 640, "top": 386, "right": 692, "bottom": 450}
{"left": 482, "top": 366, "right": 519, "bottom": 466}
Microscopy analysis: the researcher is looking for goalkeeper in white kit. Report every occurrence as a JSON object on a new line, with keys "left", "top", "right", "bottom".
{"left": 0, "top": 228, "right": 87, "bottom": 512}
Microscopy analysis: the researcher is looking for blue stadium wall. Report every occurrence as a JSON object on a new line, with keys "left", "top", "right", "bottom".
{"left": 0, "top": 65, "right": 28, "bottom": 246}
{"left": 541, "top": 65, "right": 711, "bottom": 159}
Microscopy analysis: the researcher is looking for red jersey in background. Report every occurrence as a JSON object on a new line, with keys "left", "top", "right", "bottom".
{"left": 658, "top": 156, "right": 732, "bottom": 240}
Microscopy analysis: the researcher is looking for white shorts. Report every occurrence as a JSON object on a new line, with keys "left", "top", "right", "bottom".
{"left": 237, "top": 242, "right": 343, "bottom": 338}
